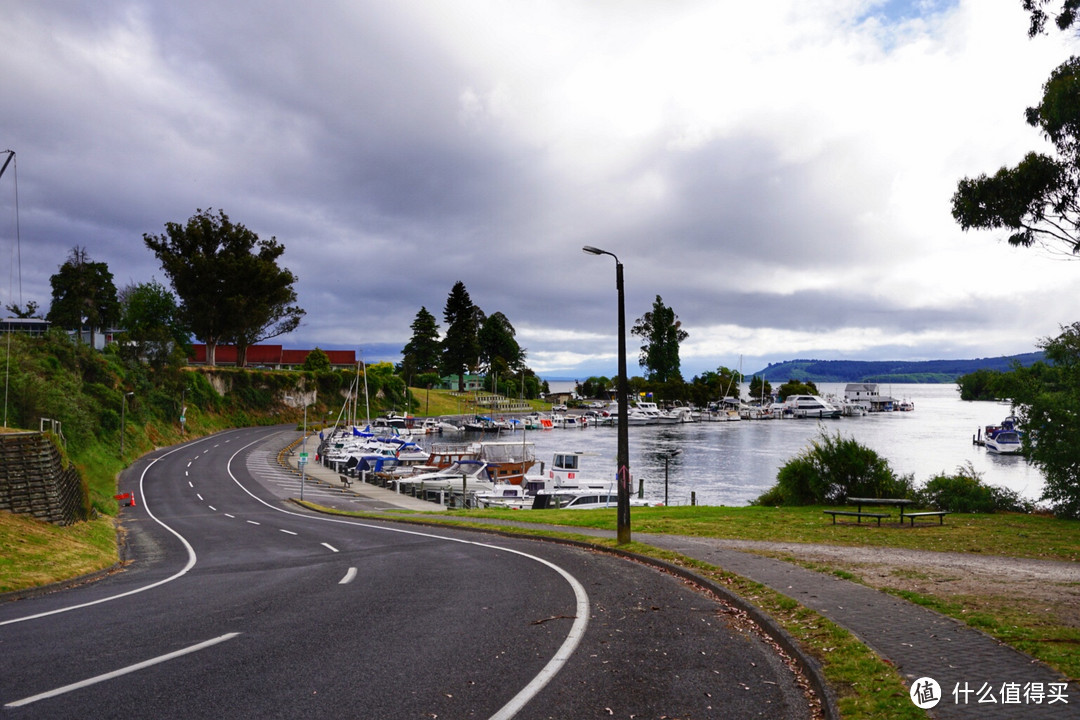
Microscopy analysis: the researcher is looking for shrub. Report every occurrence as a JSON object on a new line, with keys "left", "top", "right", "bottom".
{"left": 756, "top": 428, "right": 911, "bottom": 505}
{"left": 917, "top": 463, "right": 1035, "bottom": 513}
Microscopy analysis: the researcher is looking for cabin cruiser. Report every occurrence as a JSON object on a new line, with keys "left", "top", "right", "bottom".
{"left": 780, "top": 395, "right": 842, "bottom": 419}
{"left": 984, "top": 416, "right": 1023, "bottom": 454}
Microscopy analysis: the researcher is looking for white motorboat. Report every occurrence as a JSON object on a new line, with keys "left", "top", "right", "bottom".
{"left": 985, "top": 430, "right": 1022, "bottom": 454}
{"left": 780, "top": 395, "right": 842, "bottom": 419}
{"left": 984, "top": 416, "right": 1023, "bottom": 454}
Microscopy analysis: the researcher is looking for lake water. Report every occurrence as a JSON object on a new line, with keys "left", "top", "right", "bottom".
{"left": 464, "top": 384, "right": 1044, "bottom": 507}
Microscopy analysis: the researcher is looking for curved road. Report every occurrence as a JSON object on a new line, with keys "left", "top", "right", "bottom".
{"left": 1, "top": 427, "right": 812, "bottom": 719}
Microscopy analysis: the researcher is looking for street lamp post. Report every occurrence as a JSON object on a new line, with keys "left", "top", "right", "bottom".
{"left": 120, "top": 391, "right": 134, "bottom": 458}
{"left": 583, "top": 245, "right": 631, "bottom": 544}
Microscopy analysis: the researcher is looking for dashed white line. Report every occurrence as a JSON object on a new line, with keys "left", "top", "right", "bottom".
{"left": 339, "top": 567, "right": 357, "bottom": 584}
{"left": 224, "top": 513, "right": 235, "bottom": 518}
{"left": 208, "top": 506, "right": 216, "bottom": 512}
{"left": 279, "top": 529, "right": 297, "bottom": 536}
{"left": 321, "top": 542, "right": 339, "bottom": 553}
{"left": 246, "top": 520, "right": 261, "bottom": 526}
{"left": 4, "top": 633, "right": 242, "bottom": 708}
{"left": 197, "top": 493, "right": 203, "bottom": 501}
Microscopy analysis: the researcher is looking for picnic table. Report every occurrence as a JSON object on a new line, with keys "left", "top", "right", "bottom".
{"left": 847, "top": 497, "right": 915, "bottom": 520}
{"left": 825, "top": 497, "right": 950, "bottom": 526}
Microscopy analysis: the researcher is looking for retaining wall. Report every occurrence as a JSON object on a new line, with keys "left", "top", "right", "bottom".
{"left": 0, "top": 432, "right": 87, "bottom": 526}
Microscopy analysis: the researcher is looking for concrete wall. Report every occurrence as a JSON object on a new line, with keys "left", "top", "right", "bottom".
{"left": 0, "top": 432, "right": 87, "bottom": 526}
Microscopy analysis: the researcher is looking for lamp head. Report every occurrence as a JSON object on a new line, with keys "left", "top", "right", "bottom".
{"left": 582, "top": 245, "right": 603, "bottom": 255}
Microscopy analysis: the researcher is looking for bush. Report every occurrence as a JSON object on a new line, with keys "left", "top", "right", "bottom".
{"left": 917, "top": 463, "right": 1035, "bottom": 513}
{"left": 756, "top": 428, "right": 912, "bottom": 505}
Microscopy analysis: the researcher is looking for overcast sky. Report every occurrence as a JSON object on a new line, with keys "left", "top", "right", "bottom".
{"left": 2, "top": 0, "right": 1077, "bottom": 379}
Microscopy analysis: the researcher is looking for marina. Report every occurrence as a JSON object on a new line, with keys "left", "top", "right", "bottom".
{"left": 318, "top": 383, "right": 1043, "bottom": 509}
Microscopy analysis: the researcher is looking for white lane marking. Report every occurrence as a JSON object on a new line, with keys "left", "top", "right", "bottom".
{"left": 187, "top": 461, "right": 192, "bottom": 468}
{"left": 339, "top": 567, "right": 357, "bottom": 584}
{"left": 228, "top": 447, "right": 591, "bottom": 720}
{"left": 188, "top": 480, "right": 192, "bottom": 487}
{"left": 279, "top": 529, "right": 297, "bottom": 536}
{"left": 224, "top": 513, "right": 235, "bottom": 518}
{"left": 197, "top": 493, "right": 203, "bottom": 501}
{"left": 247, "top": 520, "right": 261, "bottom": 526}
{"left": 4, "top": 632, "right": 241, "bottom": 708}
{"left": 321, "top": 543, "right": 339, "bottom": 553}
{"left": 208, "top": 506, "right": 216, "bottom": 512}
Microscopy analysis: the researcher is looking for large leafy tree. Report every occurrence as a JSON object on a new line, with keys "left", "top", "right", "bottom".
{"left": 952, "top": 56, "right": 1080, "bottom": 255}
{"left": 1013, "top": 322, "right": 1080, "bottom": 518}
{"left": 400, "top": 306, "right": 441, "bottom": 381}
{"left": 116, "top": 280, "right": 191, "bottom": 369}
{"left": 631, "top": 295, "right": 688, "bottom": 384}
{"left": 440, "top": 281, "right": 481, "bottom": 391}
{"left": 46, "top": 246, "right": 120, "bottom": 347}
{"left": 144, "top": 208, "right": 305, "bottom": 366}
{"left": 478, "top": 311, "right": 524, "bottom": 373}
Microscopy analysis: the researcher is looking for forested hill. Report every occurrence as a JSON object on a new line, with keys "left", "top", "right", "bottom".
{"left": 752, "top": 353, "right": 1045, "bottom": 384}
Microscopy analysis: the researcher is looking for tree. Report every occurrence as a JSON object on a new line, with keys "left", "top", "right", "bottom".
{"left": 440, "top": 281, "right": 481, "bottom": 391}
{"left": 400, "top": 306, "right": 441, "bottom": 381}
{"left": 303, "top": 347, "right": 331, "bottom": 373}
{"left": 116, "top": 280, "right": 191, "bottom": 369}
{"left": 1023, "top": 0, "right": 1080, "bottom": 36}
{"left": 1013, "top": 322, "right": 1080, "bottom": 517}
{"left": 46, "top": 246, "right": 120, "bottom": 347}
{"left": 144, "top": 208, "right": 305, "bottom": 366}
{"left": 478, "top": 311, "right": 523, "bottom": 373}
{"left": 776, "top": 379, "right": 819, "bottom": 400}
{"left": 5, "top": 301, "right": 40, "bottom": 318}
{"left": 631, "top": 295, "right": 688, "bottom": 383}
{"left": 749, "top": 374, "right": 772, "bottom": 400}
{"left": 952, "top": 56, "right": 1080, "bottom": 256}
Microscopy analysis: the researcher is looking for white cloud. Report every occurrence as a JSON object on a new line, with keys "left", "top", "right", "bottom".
{"left": 2, "top": 0, "right": 1077, "bottom": 378}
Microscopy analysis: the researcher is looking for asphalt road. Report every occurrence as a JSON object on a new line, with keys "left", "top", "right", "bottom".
{"left": 1, "top": 427, "right": 812, "bottom": 719}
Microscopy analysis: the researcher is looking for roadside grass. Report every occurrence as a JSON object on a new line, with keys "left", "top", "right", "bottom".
{"left": 0, "top": 512, "right": 117, "bottom": 594}
{"left": 446, "top": 504, "right": 1080, "bottom": 562}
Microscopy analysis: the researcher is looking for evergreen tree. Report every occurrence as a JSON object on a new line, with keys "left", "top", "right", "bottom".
{"left": 631, "top": 295, "right": 688, "bottom": 383}
{"left": 478, "top": 311, "right": 523, "bottom": 372}
{"left": 440, "top": 281, "right": 480, "bottom": 392}
{"left": 401, "top": 306, "right": 441, "bottom": 381}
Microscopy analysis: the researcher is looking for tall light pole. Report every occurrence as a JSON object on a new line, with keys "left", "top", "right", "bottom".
{"left": 120, "top": 392, "right": 134, "bottom": 458}
{"left": 583, "top": 245, "right": 631, "bottom": 544}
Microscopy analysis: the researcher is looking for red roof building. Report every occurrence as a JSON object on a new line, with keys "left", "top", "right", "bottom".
{"left": 188, "top": 344, "right": 357, "bottom": 369}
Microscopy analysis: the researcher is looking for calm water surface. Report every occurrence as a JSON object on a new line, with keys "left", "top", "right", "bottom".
{"left": 455, "top": 384, "right": 1043, "bottom": 507}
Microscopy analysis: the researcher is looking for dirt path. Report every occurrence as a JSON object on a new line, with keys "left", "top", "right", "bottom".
{"left": 714, "top": 538, "right": 1080, "bottom": 626}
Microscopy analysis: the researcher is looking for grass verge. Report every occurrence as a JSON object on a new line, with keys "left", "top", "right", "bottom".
{"left": 0, "top": 512, "right": 117, "bottom": 594}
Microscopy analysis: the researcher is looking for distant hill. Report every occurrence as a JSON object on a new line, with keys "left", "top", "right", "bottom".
{"left": 751, "top": 353, "right": 1045, "bottom": 384}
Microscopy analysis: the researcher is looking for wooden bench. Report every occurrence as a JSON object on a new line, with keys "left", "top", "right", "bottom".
{"left": 823, "top": 510, "right": 890, "bottom": 526}
{"left": 339, "top": 474, "right": 353, "bottom": 488}
{"left": 903, "top": 511, "right": 950, "bottom": 526}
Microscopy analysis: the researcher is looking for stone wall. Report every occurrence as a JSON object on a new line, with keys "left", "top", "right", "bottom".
{"left": 0, "top": 432, "right": 87, "bottom": 526}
